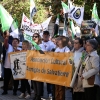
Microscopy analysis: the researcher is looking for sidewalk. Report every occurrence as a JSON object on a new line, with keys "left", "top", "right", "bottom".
{"left": 0, "top": 81, "right": 51, "bottom": 100}
{"left": 0, "top": 81, "right": 72, "bottom": 100}
{"left": 0, "top": 81, "right": 27, "bottom": 100}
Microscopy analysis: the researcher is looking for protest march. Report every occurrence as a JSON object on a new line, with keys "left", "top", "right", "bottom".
{"left": 0, "top": 0, "right": 100, "bottom": 100}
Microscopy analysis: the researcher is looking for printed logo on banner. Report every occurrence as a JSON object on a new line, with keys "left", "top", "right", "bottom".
{"left": 73, "top": 8, "right": 81, "bottom": 19}
{"left": 9, "top": 51, "right": 27, "bottom": 80}
{"left": 13, "top": 58, "right": 25, "bottom": 76}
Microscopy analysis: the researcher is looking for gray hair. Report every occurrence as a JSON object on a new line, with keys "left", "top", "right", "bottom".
{"left": 86, "top": 39, "right": 98, "bottom": 50}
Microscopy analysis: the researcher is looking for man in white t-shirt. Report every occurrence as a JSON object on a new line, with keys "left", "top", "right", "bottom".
{"left": 40, "top": 31, "right": 56, "bottom": 99}
{"left": 40, "top": 31, "right": 56, "bottom": 52}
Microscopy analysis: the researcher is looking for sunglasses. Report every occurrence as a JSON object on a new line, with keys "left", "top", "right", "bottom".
{"left": 32, "top": 36, "right": 39, "bottom": 38}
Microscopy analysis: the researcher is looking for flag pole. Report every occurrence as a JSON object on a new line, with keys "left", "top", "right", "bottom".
{"left": 40, "top": 24, "right": 44, "bottom": 32}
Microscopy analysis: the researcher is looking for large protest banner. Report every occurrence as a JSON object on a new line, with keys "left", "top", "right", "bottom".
{"left": 26, "top": 50, "right": 73, "bottom": 87}
{"left": 9, "top": 51, "right": 27, "bottom": 80}
{"left": 21, "top": 13, "right": 52, "bottom": 39}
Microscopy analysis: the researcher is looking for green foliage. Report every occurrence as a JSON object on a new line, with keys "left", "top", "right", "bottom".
{"left": 1, "top": 0, "right": 49, "bottom": 27}
{"left": 1, "top": 0, "right": 100, "bottom": 26}
{"left": 1, "top": 0, "right": 30, "bottom": 27}
{"left": 51, "top": 0, "right": 100, "bottom": 21}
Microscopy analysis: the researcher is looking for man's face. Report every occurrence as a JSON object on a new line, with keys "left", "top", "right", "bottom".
{"left": 74, "top": 40, "right": 81, "bottom": 50}
{"left": 43, "top": 33, "right": 50, "bottom": 41}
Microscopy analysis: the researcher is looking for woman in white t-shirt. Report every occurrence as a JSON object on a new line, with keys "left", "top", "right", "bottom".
{"left": 55, "top": 36, "right": 70, "bottom": 100}
{"left": 55, "top": 36, "right": 70, "bottom": 53}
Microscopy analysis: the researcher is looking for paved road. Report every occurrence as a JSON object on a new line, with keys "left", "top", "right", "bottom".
{"left": 0, "top": 81, "right": 72, "bottom": 100}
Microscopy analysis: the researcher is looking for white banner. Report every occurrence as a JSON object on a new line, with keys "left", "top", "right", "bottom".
{"left": 10, "top": 51, "right": 27, "bottom": 80}
{"left": 21, "top": 13, "right": 52, "bottom": 38}
{"left": 68, "top": 2, "right": 84, "bottom": 25}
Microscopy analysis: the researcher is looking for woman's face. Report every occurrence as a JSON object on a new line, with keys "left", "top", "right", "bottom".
{"left": 12, "top": 39, "right": 19, "bottom": 48}
{"left": 22, "top": 43, "right": 28, "bottom": 50}
{"left": 56, "top": 37, "right": 62, "bottom": 47}
{"left": 32, "top": 34, "right": 39, "bottom": 44}
{"left": 51, "top": 38, "right": 56, "bottom": 44}
{"left": 85, "top": 42, "right": 94, "bottom": 53}
{"left": 74, "top": 40, "right": 82, "bottom": 50}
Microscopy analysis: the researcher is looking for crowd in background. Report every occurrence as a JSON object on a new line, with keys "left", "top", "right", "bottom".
{"left": 0, "top": 27, "right": 100, "bottom": 100}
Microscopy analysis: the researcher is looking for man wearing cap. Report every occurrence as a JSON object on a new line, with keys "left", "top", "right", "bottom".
{"left": 40, "top": 31, "right": 56, "bottom": 51}
{"left": 39, "top": 31, "right": 56, "bottom": 99}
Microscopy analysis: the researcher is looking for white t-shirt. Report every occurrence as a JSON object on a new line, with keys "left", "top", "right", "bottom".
{"left": 55, "top": 46, "right": 70, "bottom": 53}
{"left": 40, "top": 41, "right": 56, "bottom": 51}
{"left": 4, "top": 44, "right": 21, "bottom": 69}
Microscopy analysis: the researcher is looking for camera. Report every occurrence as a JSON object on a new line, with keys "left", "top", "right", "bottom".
{"left": 81, "top": 20, "right": 96, "bottom": 36}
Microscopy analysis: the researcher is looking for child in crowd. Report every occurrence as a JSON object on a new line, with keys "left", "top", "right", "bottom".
{"left": 18, "top": 40, "right": 31, "bottom": 99}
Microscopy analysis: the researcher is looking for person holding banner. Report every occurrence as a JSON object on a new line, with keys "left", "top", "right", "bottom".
{"left": 81, "top": 39, "right": 100, "bottom": 100}
{"left": 55, "top": 36, "right": 70, "bottom": 100}
{"left": 71, "top": 38, "right": 85, "bottom": 100}
{"left": 2, "top": 31, "right": 21, "bottom": 95}
{"left": 31, "top": 33, "right": 43, "bottom": 100}
{"left": 18, "top": 40, "right": 31, "bottom": 99}
{"left": 40, "top": 31, "right": 56, "bottom": 99}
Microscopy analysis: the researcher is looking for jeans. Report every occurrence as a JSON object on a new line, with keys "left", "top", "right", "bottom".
{"left": 47, "top": 83, "right": 52, "bottom": 94}
{"left": 33, "top": 81, "right": 43, "bottom": 96}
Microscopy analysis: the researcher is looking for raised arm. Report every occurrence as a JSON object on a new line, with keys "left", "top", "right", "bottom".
{"left": 3, "top": 31, "right": 10, "bottom": 49}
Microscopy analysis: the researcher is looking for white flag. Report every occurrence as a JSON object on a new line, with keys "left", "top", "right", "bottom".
{"left": 68, "top": 3, "right": 84, "bottom": 25}
{"left": 30, "top": 0, "right": 37, "bottom": 23}
{"left": 95, "top": 24, "right": 99, "bottom": 36}
{"left": 68, "top": 0, "right": 72, "bottom": 12}
{"left": 61, "top": 1, "right": 69, "bottom": 14}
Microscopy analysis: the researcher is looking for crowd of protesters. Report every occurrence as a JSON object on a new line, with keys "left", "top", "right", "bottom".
{"left": 0, "top": 26, "right": 100, "bottom": 100}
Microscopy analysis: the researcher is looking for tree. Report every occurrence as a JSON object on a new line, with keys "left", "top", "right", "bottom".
{"left": 1, "top": 0, "right": 100, "bottom": 26}
{"left": 51, "top": 0, "right": 100, "bottom": 21}
{"left": 1, "top": 0, "right": 50, "bottom": 27}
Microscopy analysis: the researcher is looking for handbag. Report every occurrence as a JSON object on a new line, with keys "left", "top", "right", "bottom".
{"left": 87, "top": 56, "right": 95, "bottom": 85}
{"left": 87, "top": 75, "right": 95, "bottom": 85}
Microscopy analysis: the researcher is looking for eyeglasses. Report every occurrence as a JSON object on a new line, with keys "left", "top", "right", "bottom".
{"left": 74, "top": 42, "right": 79, "bottom": 44}
{"left": 32, "top": 36, "right": 38, "bottom": 38}
{"left": 86, "top": 44, "right": 91, "bottom": 47}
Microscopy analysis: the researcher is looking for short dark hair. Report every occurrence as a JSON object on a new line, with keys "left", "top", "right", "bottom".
{"left": 22, "top": 40, "right": 29, "bottom": 47}
{"left": 75, "top": 37, "right": 83, "bottom": 47}
{"left": 43, "top": 31, "right": 50, "bottom": 35}
{"left": 3, "top": 31, "right": 8, "bottom": 36}
{"left": 12, "top": 38, "right": 20, "bottom": 43}
{"left": 86, "top": 39, "right": 98, "bottom": 50}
